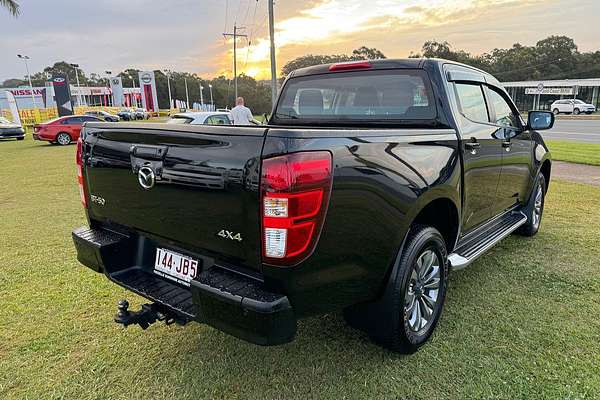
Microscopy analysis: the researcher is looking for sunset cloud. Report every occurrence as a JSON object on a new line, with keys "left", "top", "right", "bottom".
{"left": 215, "top": 0, "right": 547, "bottom": 79}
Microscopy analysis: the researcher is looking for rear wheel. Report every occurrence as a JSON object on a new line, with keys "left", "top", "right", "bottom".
{"left": 16, "top": 137, "right": 24, "bottom": 141}
{"left": 552, "top": 108, "right": 559, "bottom": 115}
{"left": 378, "top": 225, "right": 449, "bottom": 353}
{"left": 56, "top": 132, "right": 71, "bottom": 146}
{"left": 573, "top": 108, "right": 580, "bottom": 115}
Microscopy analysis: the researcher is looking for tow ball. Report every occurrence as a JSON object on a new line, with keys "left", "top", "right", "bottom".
{"left": 114, "top": 299, "right": 188, "bottom": 329}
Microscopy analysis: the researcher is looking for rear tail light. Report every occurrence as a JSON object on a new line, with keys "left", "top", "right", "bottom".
{"left": 261, "top": 151, "right": 333, "bottom": 266}
{"left": 76, "top": 137, "right": 88, "bottom": 208}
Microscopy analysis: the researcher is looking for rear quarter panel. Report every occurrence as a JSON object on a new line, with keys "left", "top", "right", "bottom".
{"left": 262, "top": 128, "right": 461, "bottom": 316}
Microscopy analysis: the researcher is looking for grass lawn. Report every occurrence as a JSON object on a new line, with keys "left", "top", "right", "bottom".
{"left": 1, "top": 138, "right": 599, "bottom": 399}
{"left": 545, "top": 140, "right": 600, "bottom": 166}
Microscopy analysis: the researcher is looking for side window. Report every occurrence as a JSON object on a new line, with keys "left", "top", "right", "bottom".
{"left": 455, "top": 83, "right": 489, "bottom": 123}
{"left": 63, "top": 117, "right": 78, "bottom": 124}
{"left": 204, "top": 116, "right": 216, "bottom": 125}
{"left": 486, "top": 88, "right": 518, "bottom": 128}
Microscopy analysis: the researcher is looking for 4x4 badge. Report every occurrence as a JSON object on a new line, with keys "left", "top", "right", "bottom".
{"left": 217, "top": 230, "right": 243, "bottom": 242}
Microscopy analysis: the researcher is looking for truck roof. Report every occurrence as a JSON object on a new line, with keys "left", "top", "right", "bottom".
{"left": 287, "top": 58, "right": 492, "bottom": 80}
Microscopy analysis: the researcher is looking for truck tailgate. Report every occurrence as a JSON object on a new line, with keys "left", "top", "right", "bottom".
{"left": 82, "top": 123, "right": 266, "bottom": 272}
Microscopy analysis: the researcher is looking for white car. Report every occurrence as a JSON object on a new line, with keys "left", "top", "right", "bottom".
{"left": 166, "top": 111, "right": 232, "bottom": 125}
{"left": 550, "top": 99, "right": 596, "bottom": 115}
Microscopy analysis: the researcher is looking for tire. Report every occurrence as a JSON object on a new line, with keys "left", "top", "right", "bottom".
{"left": 374, "top": 225, "right": 449, "bottom": 353}
{"left": 552, "top": 108, "right": 559, "bottom": 115}
{"left": 16, "top": 137, "right": 24, "bottom": 141}
{"left": 56, "top": 132, "right": 71, "bottom": 146}
{"left": 517, "top": 172, "right": 546, "bottom": 236}
{"left": 573, "top": 108, "right": 580, "bottom": 115}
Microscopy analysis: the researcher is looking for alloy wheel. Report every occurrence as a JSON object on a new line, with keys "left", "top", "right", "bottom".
{"left": 532, "top": 183, "right": 543, "bottom": 229}
{"left": 57, "top": 133, "right": 71, "bottom": 145}
{"left": 404, "top": 249, "right": 441, "bottom": 334}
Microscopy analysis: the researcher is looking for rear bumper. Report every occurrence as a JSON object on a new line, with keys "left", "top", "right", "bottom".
{"left": 0, "top": 130, "right": 25, "bottom": 139}
{"left": 72, "top": 226, "right": 297, "bottom": 345}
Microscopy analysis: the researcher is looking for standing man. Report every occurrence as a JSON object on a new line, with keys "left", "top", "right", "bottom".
{"left": 231, "top": 97, "right": 254, "bottom": 125}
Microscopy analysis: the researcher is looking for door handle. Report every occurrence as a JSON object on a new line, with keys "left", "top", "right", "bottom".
{"left": 465, "top": 141, "right": 480, "bottom": 154}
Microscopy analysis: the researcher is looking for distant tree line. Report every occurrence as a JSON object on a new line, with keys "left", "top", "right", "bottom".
{"left": 1, "top": 61, "right": 272, "bottom": 113}
{"left": 408, "top": 35, "right": 600, "bottom": 81}
{"left": 3, "top": 36, "right": 599, "bottom": 112}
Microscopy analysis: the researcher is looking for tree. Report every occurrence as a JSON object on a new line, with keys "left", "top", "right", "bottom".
{"left": 1, "top": 0, "right": 19, "bottom": 17}
{"left": 351, "top": 46, "right": 386, "bottom": 60}
{"left": 281, "top": 47, "right": 387, "bottom": 78}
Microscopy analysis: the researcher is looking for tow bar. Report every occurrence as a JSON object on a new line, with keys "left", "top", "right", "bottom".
{"left": 114, "top": 299, "right": 189, "bottom": 329}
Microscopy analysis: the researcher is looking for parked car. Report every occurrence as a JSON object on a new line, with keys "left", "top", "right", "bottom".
{"left": 33, "top": 115, "right": 101, "bottom": 145}
{"left": 84, "top": 110, "right": 120, "bottom": 122}
{"left": 117, "top": 108, "right": 136, "bottom": 121}
{"left": 0, "top": 117, "right": 25, "bottom": 141}
{"left": 73, "top": 59, "right": 554, "bottom": 353}
{"left": 133, "top": 108, "right": 151, "bottom": 120}
{"left": 167, "top": 111, "right": 232, "bottom": 125}
{"left": 551, "top": 99, "right": 596, "bottom": 115}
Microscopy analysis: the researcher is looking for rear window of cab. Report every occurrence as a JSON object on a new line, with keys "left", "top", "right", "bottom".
{"left": 273, "top": 69, "right": 436, "bottom": 124}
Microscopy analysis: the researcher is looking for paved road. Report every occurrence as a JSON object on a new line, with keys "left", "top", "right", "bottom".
{"left": 553, "top": 161, "right": 600, "bottom": 186}
{"left": 544, "top": 119, "right": 600, "bottom": 143}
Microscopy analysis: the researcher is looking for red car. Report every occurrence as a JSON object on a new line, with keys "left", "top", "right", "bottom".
{"left": 33, "top": 115, "right": 101, "bottom": 145}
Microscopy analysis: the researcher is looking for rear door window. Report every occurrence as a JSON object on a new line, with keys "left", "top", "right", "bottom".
{"left": 455, "top": 83, "right": 490, "bottom": 123}
{"left": 273, "top": 69, "right": 435, "bottom": 124}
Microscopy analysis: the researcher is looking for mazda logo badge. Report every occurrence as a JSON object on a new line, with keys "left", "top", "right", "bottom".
{"left": 141, "top": 73, "right": 152, "bottom": 84}
{"left": 138, "top": 166, "right": 155, "bottom": 190}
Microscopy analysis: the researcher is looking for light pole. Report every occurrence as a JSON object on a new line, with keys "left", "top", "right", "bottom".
{"left": 70, "top": 63, "right": 83, "bottom": 107}
{"left": 17, "top": 54, "right": 37, "bottom": 109}
{"left": 209, "top": 84, "right": 214, "bottom": 108}
{"left": 105, "top": 71, "right": 112, "bottom": 107}
{"left": 184, "top": 78, "right": 190, "bottom": 109}
{"left": 199, "top": 83, "right": 204, "bottom": 107}
{"left": 164, "top": 70, "right": 173, "bottom": 109}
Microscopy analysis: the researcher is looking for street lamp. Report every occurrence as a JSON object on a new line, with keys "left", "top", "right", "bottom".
{"left": 199, "top": 83, "right": 204, "bottom": 107}
{"left": 128, "top": 74, "right": 137, "bottom": 107}
{"left": 17, "top": 54, "right": 37, "bottom": 109}
{"left": 184, "top": 78, "right": 190, "bottom": 110}
{"left": 209, "top": 84, "right": 214, "bottom": 108}
{"left": 164, "top": 70, "right": 173, "bottom": 110}
{"left": 105, "top": 71, "right": 112, "bottom": 107}
{"left": 70, "top": 63, "right": 83, "bottom": 107}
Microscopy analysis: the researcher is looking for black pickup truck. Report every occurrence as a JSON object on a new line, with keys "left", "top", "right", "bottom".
{"left": 73, "top": 59, "right": 554, "bottom": 353}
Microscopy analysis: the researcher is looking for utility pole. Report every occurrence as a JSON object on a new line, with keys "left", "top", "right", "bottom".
{"left": 17, "top": 54, "right": 37, "bottom": 109}
{"left": 70, "top": 63, "right": 83, "bottom": 107}
{"left": 268, "top": 0, "right": 277, "bottom": 108}
{"left": 223, "top": 24, "right": 247, "bottom": 101}
{"left": 184, "top": 78, "right": 190, "bottom": 109}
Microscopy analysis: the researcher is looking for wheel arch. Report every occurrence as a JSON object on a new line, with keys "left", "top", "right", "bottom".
{"left": 540, "top": 159, "right": 551, "bottom": 193}
{"left": 407, "top": 195, "right": 460, "bottom": 253}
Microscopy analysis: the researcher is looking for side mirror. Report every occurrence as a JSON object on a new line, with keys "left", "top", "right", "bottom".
{"left": 527, "top": 111, "right": 554, "bottom": 131}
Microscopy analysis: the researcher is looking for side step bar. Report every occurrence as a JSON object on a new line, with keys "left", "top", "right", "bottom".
{"left": 448, "top": 210, "right": 527, "bottom": 270}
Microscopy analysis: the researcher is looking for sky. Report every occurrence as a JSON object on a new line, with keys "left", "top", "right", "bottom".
{"left": 1, "top": 0, "right": 599, "bottom": 83}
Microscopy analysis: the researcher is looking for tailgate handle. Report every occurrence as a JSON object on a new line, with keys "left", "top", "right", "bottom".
{"left": 131, "top": 145, "right": 168, "bottom": 160}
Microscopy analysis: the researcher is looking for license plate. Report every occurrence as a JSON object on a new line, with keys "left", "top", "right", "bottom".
{"left": 154, "top": 247, "right": 199, "bottom": 286}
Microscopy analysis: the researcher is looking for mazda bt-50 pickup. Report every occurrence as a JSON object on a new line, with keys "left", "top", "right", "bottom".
{"left": 72, "top": 59, "right": 554, "bottom": 353}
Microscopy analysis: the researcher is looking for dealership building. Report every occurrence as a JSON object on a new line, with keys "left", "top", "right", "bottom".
{"left": 0, "top": 85, "right": 142, "bottom": 110}
{"left": 503, "top": 78, "right": 600, "bottom": 111}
